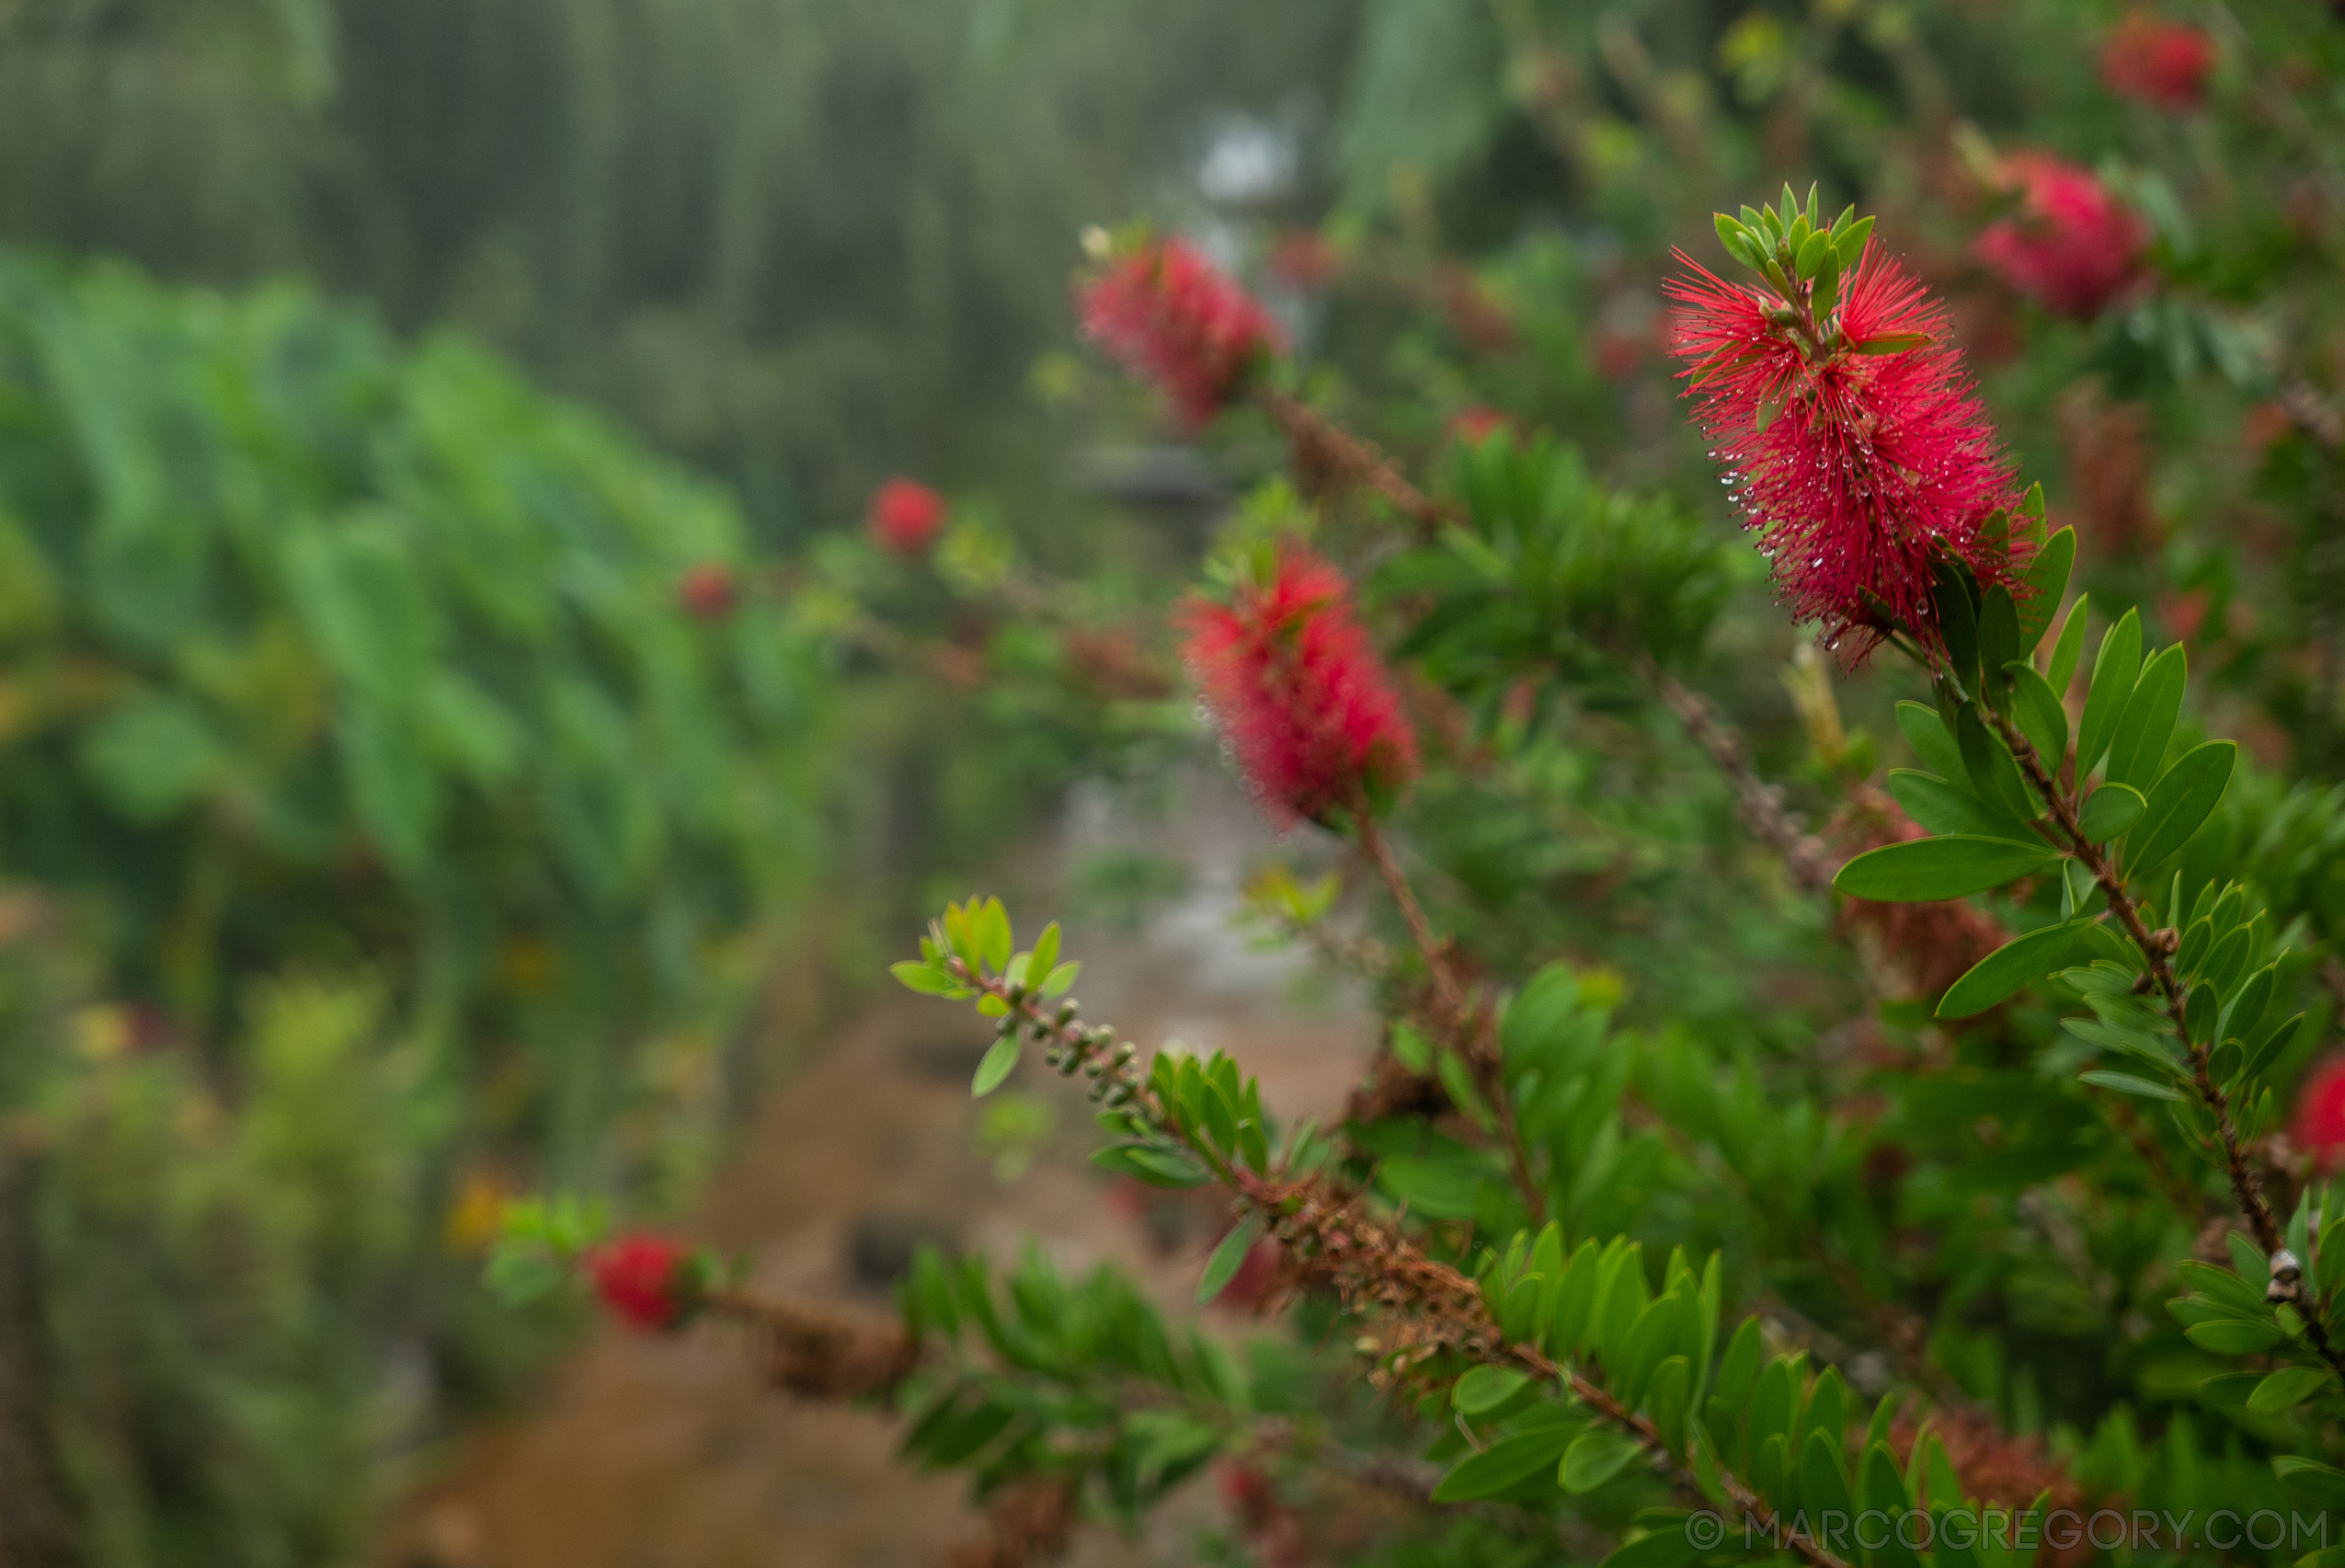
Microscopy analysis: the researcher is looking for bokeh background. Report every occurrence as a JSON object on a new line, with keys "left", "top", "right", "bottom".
{"left": 0, "top": 1, "right": 2336, "bottom": 1564}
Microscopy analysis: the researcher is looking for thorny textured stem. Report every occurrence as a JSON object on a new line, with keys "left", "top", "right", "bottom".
{"left": 1255, "top": 388, "right": 1459, "bottom": 537}
{"left": 1354, "top": 797, "right": 1549, "bottom": 1226}
{"left": 1237, "top": 1173, "right": 1855, "bottom": 1568}
{"left": 943, "top": 957, "right": 1853, "bottom": 1568}
{"left": 1651, "top": 670, "right": 1838, "bottom": 893}
{"left": 1982, "top": 704, "right": 2345, "bottom": 1381}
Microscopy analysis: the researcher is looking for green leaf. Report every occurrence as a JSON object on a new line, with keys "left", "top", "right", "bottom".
{"left": 1895, "top": 702, "right": 1968, "bottom": 782}
{"left": 1796, "top": 228, "right": 1832, "bottom": 279}
{"left": 977, "top": 898, "right": 1013, "bottom": 972}
{"left": 1834, "top": 836, "right": 2059, "bottom": 902}
{"left": 2248, "top": 1366, "right": 2330, "bottom": 1414}
{"left": 1712, "top": 1318, "right": 1764, "bottom": 1414}
{"left": 1835, "top": 214, "right": 1876, "bottom": 264}
{"left": 2017, "top": 529, "right": 2076, "bottom": 649}
{"left": 971, "top": 1036, "right": 1021, "bottom": 1097}
{"left": 1599, "top": 1521, "right": 1703, "bottom": 1568}
{"left": 1977, "top": 588, "right": 2021, "bottom": 699}
{"left": 1029, "top": 921, "right": 1061, "bottom": 982}
{"left": 1090, "top": 1143, "right": 1211, "bottom": 1189}
{"left": 1862, "top": 1444, "right": 1923, "bottom": 1568}
{"left": 2076, "top": 609, "right": 2142, "bottom": 777}
{"left": 1433, "top": 1427, "right": 1576, "bottom": 1502}
{"left": 2274, "top": 1456, "right": 2345, "bottom": 1511}
{"left": 1957, "top": 704, "right": 2041, "bottom": 821}
{"left": 2004, "top": 663, "right": 2068, "bottom": 775}
{"left": 2080, "top": 1068, "right": 2186, "bottom": 1101}
{"left": 1937, "top": 921, "right": 2105, "bottom": 1018}
{"left": 2124, "top": 741, "right": 2236, "bottom": 877}
{"left": 1549, "top": 1240, "right": 1603, "bottom": 1357}
{"left": 2045, "top": 594, "right": 2091, "bottom": 693}
{"left": 890, "top": 960, "right": 965, "bottom": 997}
{"left": 1039, "top": 961, "right": 1081, "bottom": 996}
{"left": 2106, "top": 645, "right": 2186, "bottom": 790}
{"left": 1561, "top": 1429, "right": 1645, "bottom": 1493}
{"left": 2076, "top": 784, "right": 2146, "bottom": 842}
{"left": 2184, "top": 1317, "right": 2286, "bottom": 1356}
{"left": 1196, "top": 1215, "right": 1263, "bottom": 1302}
{"left": 1886, "top": 771, "right": 2032, "bottom": 841}
{"left": 1935, "top": 568, "right": 1982, "bottom": 696}
{"left": 1801, "top": 1425, "right": 1855, "bottom": 1516}
{"left": 1453, "top": 1365, "right": 1532, "bottom": 1416}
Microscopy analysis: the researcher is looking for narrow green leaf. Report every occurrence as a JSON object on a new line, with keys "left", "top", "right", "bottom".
{"left": 2017, "top": 529, "right": 2076, "bottom": 649}
{"left": 1561, "top": 1429, "right": 1645, "bottom": 1493}
{"left": 1835, "top": 214, "right": 1876, "bottom": 263}
{"left": 2045, "top": 593, "right": 2091, "bottom": 693}
{"left": 1936, "top": 921, "right": 2103, "bottom": 1018}
{"left": 2185, "top": 1318, "right": 2286, "bottom": 1356}
{"left": 1956, "top": 704, "right": 2040, "bottom": 821}
{"left": 1885, "top": 771, "right": 2030, "bottom": 841}
{"left": 2107, "top": 645, "right": 2187, "bottom": 790}
{"left": 2076, "top": 784, "right": 2146, "bottom": 842}
{"left": 1978, "top": 588, "right": 2021, "bottom": 699}
{"left": 2080, "top": 1068, "right": 2187, "bottom": 1101}
{"left": 1029, "top": 921, "right": 1061, "bottom": 982}
{"left": 1834, "top": 836, "right": 2060, "bottom": 902}
{"left": 1936, "top": 567, "right": 1982, "bottom": 696}
{"left": 977, "top": 897, "right": 1013, "bottom": 972}
{"left": 1600, "top": 1520, "right": 1703, "bottom": 1568}
{"left": 1433, "top": 1428, "right": 1576, "bottom": 1503}
{"left": 2124, "top": 741, "right": 2236, "bottom": 876}
{"left": 1196, "top": 1215, "right": 1263, "bottom": 1302}
{"left": 2273, "top": 1456, "right": 2345, "bottom": 1511}
{"left": 1895, "top": 701, "right": 1966, "bottom": 782}
{"left": 2076, "top": 609, "right": 2142, "bottom": 777}
{"left": 2004, "top": 663, "right": 2068, "bottom": 774}
{"left": 970, "top": 1035, "right": 1021, "bottom": 1096}
{"left": 2247, "top": 1366, "right": 2330, "bottom": 1414}
{"left": 1039, "top": 961, "right": 1081, "bottom": 996}
{"left": 891, "top": 960, "right": 965, "bottom": 997}
{"left": 1454, "top": 1364, "right": 1533, "bottom": 1417}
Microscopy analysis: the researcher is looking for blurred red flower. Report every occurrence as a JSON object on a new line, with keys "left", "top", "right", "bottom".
{"left": 677, "top": 562, "right": 738, "bottom": 622}
{"left": 1080, "top": 238, "right": 1285, "bottom": 428}
{"left": 1447, "top": 406, "right": 1513, "bottom": 444}
{"left": 1267, "top": 230, "right": 1344, "bottom": 292}
{"left": 586, "top": 1231, "right": 695, "bottom": 1332}
{"left": 1178, "top": 547, "right": 1416, "bottom": 826}
{"left": 1973, "top": 155, "right": 2151, "bottom": 319}
{"left": 867, "top": 478, "right": 949, "bottom": 556}
{"left": 2102, "top": 14, "right": 2216, "bottom": 110}
{"left": 2293, "top": 1058, "right": 2345, "bottom": 1170}
{"left": 1668, "top": 242, "right": 2026, "bottom": 663}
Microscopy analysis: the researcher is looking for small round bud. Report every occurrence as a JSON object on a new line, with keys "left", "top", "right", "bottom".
{"left": 1083, "top": 1058, "right": 1106, "bottom": 1079}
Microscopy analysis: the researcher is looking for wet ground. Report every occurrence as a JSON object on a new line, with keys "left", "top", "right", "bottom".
{"left": 385, "top": 770, "right": 1375, "bottom": 1568}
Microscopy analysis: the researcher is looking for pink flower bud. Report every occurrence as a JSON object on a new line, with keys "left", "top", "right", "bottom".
{"left": 867, "top": 478, "right": 948, "bottom": 556}
{"left": 1079, "top": 238, "right": 1285, "bottom": 429}
{"left": 585, "top": 1231, "right": 695, "bottom": 1332}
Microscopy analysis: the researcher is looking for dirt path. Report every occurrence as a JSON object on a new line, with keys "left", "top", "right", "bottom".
{"left": 385, "top": 771, "right": 1373, "bottom": 1568}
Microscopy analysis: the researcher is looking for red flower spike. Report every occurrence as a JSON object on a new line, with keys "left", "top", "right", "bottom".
{"left": 1178, "top": 548, "right": 1417, "bottom": 827}
{"left": 867, "top": 478, "right": 949, "bottom": 557}
{"left": 1668, "top": 241, "right": 2027, "bottom": 663}
{"left": 1973, "top": 155, "right": 2152, "bottom": 319}
{"left": 677, "top": 563, "right": 738, "bottom": 622}
{"left": 586, "top": 1231, "right": 696, "bottom": 1333}
{"left": 2293, "top": 1057, "right": 2345, "bottom": 1171}
{"left": 1079, "top": 238, "right": 1285, "bottom": 429}
{"left": 2102, "top": 13, "right": 2216, "bottom": 111}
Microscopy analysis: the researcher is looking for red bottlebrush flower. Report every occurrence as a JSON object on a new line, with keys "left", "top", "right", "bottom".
{"left": 2102, "top": 13, "right": 2216, "bottom": 110}
{"left": 1973, "top": 155, "right": 2151, "bottom": 319}
{"left": 2292, "top": 1057, "right": 2345, "bottom": 1170}
{"left": 677, "top": 562, "right": 738, "bottom": 622}
{"left": 1447, "top": 406, "right": 1513, "bottom": 445}
{"left": 585, "top": 1231, "right": 695, "bottom": 1333}
{"left": 1668, "top": 242, "right": 2027, "bottom": 661}
{"left": 867, "top": 478, "right": 948, "bottom": 556}
{"left": 1268, "top": 229, "right": 1344, "bottom": 292}
{"left": 1079, "top": 238, "right": 1285, "bottom": 429}
{"left": 1177, "top": 547, "right": 1417, "bottom": 827}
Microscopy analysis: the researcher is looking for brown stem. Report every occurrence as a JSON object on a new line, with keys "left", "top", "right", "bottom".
{"left": 1254, "top": 388, "right": 1459, "bottom": 537}
{"left": 946, "top": 964, "right": 1854, "bottom": 1568}
{"left": 1355, "top": 801, "right": 1548, "bottom": 1225}
{"left": 1651, "top": 672, "right": 1839, "bottom": 894}
{"left": 1981, "top": 705, "right": 2345, "bottom": 1379}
